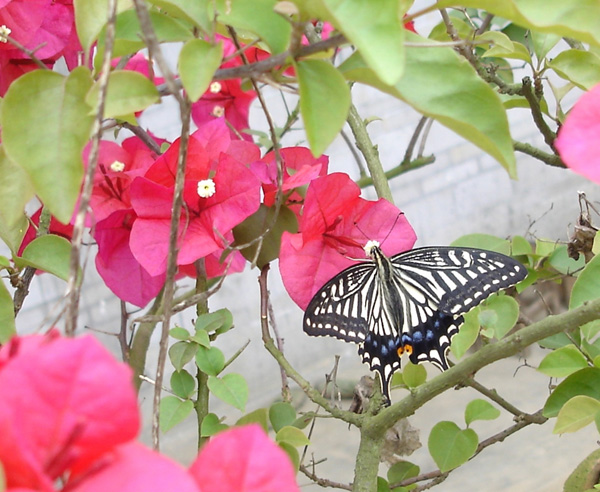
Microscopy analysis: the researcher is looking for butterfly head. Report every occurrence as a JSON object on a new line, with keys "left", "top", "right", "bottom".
{"left": 363, "top": 240, "right": 381, "bottom": 258}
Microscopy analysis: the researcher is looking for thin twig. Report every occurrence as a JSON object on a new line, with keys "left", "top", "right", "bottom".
{"left": 121, "top": 122, "right": 163, "bottom": 154}
{"left": 299, "top": 465, "right": 353, "bottom": 490}
{"left": 64, "top": 0, "right": 118, "bottom": 336}
{"left": 513, "top": 140, "right": 565, "bottom": 167}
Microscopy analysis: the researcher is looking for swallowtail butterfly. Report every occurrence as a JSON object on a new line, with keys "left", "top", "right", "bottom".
{"left": 303, "top": 241, "right": 527, "bottom": 403}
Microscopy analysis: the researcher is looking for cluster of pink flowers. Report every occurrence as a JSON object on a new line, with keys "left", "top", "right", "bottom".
{"left": 0, "top": 332, "right": 299, "bottom": 492}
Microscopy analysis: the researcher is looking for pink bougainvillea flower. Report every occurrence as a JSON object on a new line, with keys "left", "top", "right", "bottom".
{"left": 279, "top": 173, "right": 417, "bottom": 309}
{"left": 189, "top": 424, "right": 299, "bottom": 492}
{"left": 190, "top": 35, "right": 261, "bottom": 141}
{"left": 84, "top": 135, "right": 163, "bottom": 222}
{"left": 129, "top": 119, "right": 261, "bottom": 277}
{"left": 17, "top": 206, "right": 74, "bottom": 257}
{"left": 114, "top": 52, "right": 165, "bottom": 86}
{"left": 251, "top": 147, "right": 328, "bottom": 215}
{"left": 68, "top": 442, "right": 199, "bottom": 492}
{"left": 0, "top": 0, "right": 82, "bottom": 95}
{"left": 555, "top": 83, "right": 600, "bottom": 183}
{"left": 0, "top": 334, "right": 140, "bottom": 490}
{"left": 94, "top": 209, "right": 166, "bottom": 308}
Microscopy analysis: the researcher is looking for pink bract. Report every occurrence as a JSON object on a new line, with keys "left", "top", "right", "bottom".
{"left": 555, "top": 83, "right": 600, "bottom": 183}
{"left": 189, "top": 424, "right": 300, "bottom": 492}
{"left": 279, "top": 173, "right": 417, "bottom": 309}
{"left": 0, "top": 334, "right": 139, "bottom": 489}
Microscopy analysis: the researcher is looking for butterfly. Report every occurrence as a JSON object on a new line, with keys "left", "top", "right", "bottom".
{"left": 303, "top": 241, "right": 527, "bottom": 404}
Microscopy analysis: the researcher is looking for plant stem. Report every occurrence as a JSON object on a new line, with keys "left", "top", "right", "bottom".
{"left": 346, "top": 104, "right": 394, "bottom": 203}
{"left": 194, "top": 260, "right": 210, "bottom": 449}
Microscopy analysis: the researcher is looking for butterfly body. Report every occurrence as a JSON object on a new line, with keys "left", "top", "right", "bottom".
{"left": 303, "top": 242, "right": 527, "bottom": 403}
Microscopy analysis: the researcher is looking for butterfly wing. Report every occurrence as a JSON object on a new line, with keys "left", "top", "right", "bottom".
{"left": 303, "top": 262, "right": 380, "bottom": 343}
{"left": 389, "top": 246, "right": 526, "bottom": 368}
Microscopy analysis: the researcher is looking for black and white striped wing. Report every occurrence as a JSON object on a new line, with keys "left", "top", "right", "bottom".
{"left": 303, "top": 262, "right": 381, "bottom": 343}
{"left": 389, "top": 246, "right": 526, "bottom": 368}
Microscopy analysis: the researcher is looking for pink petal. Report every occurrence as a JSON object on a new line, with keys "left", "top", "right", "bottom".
{"left": 95, "top": 210, "right": 166, "bottom": 307}
{"left": 68, "top": 442, "right": 199, "bottom": 492}
{"left": 189, "top": 425, "right": 299, "bottom": 492}
{"left": 555, "top": 83, "right": 600, "bottom": 183}
{"left": 191, "top": 118, "right": 231, "bottom": 162}
{"left": 0, "top": 335, "right": 139, "bottom": 488}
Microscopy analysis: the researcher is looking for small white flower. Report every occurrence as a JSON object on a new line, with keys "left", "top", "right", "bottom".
{"left": 197, "top": 178, "right": 216, "bottom": 198}
{"left": 209, "top": 81, "right": 222, "bottom": 93}
{"left": 211, "top": 105, "right": 225, "bottom": 117}
{"left": 110, "top": 160, "right": 126, "bottom": 172}
{"left": 0, "top": 25, "right": 11, "bottom": 43}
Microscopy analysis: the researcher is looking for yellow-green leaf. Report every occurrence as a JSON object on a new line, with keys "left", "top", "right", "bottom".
{"left": 296, "top": 59, "right": 350, "bottom": 157}
{"left": 179, "top": 39, "right": 224, "bottom": 102}
{"left": 16, "top": 235, "right": 73, "bottom": 281}
{"left": 321, "top": 0, "right": 406, "bottom": 85}
{"left": 86, "top": 71, "right": 160, "bottom": 119}
{"left": 339, "top": 34, "right": 516, "bottom": 177}
{"left": 554, "top": 395, "right": 600, "bottom": 434}
{"left": 0, "top": 281, "right": 15, "bottom": 344}
{"left": 74, "top": 0, "right": 133, "bottom": 53}
{"left": 2, "top": 68, "right": 94, "bottom": 223}
{"left": 0, "top": 146, "right": 33, "bottom": 229}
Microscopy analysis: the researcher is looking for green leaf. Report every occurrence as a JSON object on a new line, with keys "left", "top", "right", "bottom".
{"left": 2, "top": 68, "right": 94, "bottom": 223}
{"left": 190, "top": 328, "right": 211, "bottom": 347}
{"left": 179, "top": 39, "right": 223, "bottom": 102}
{"left": 168, "top": 341, "right": 198, "bottom": 371}
{"left": 195, "top": 345, "right": 225, "bottom": 376}
{"left": 195, "top": 308, "right": 234, "bottom": 334}
{"left": 269, "top": 402, "right": 297, "bottom": 433}
{"left": 214, "top": 0, "right": 291, "bottom": 54}
{"left": 86, "top": 71, "right": 159, "bottom": 119}
{"left": 233, "top": 204, "right": 298, "bottom": 268}
{"left": 387, "top": 460, "right": 420, "bottom": 486}
{"left": 543, "top": 367, "right": 600, "bottom": 417}
{"left": 339, "top": 34, "right": 516, "bottom": 177}
{"left": 548, "top": 245, "right": 584, "bottom": 275}
{"left": 563, "top": 448, "right": 600, "bottom": 492}
{"left": 554, "top": 395, "right": 600, "bottom": 434}
{"left": 479, "top": 295, "right": 520, "bottom": 340}
{"left": 482, "top": 40, "right": 532, "bottom": 65}
{"left": 538, "top": 345, "right": 589, "bottom": 378}
{"left": 437, "top": 0, "right": 600, "bottom": 47}
{"left": 570, "top": 254, "right": 600, "bottom": 309}
{"left": 428, "top": 421, "right": 478, "bottom": 473}
{"left": 207, "top": 373, "right": 248, "bottom": 411}
{"left": 236, "top": 407, "right": 269, "bottom": 432}
{"left": 159, "top": 396, "right": 194, "bottom": 432}
{"left": 95, "top": 9, "right": 194, "bottom": 66}
{"left": 74, "top": 0, "right": 132, "bottom": 52}
{"left": 16, "top": 235, "right": 73, "bottom": 281}
{"left": 170, "top": 369, "right": 196, "bottom": 399}
{"left": 376, "top": 477, "right": 391, "bottom": 492}
{"left": 147, "top": 0, "right": 212, "bottom": 33}
{"left": 450, "top": 308, "right": 480, "bottom": 360}
{"left": 0, "top": 281, "right": 16, "bottom": 344}
{"left": 276, "top": 426, "right": 310, "bottom": 447}
{"left": 0, "top": 215, "right": 27, "bottom": 254}
{"left": 464, "top": 399, "right": 501, "bottom": 426}
{"left": 402, "top": 361, "right": 427, "bottom": 388}
{"left": 321, "top": 0, "right": 406, "bottom": 85}
{"left": 169, "top": 326, "right": 191, "bottom": 340}
{"left": 297, "top": 59, "right": 351, "bottom": 157}
{"left": 530, "top": 31, "right": 561, "bottom": 61}
{"left": 511, "top": 235, "right": 533, "bottom": 256}
{"left": 200, "top": 413, "right": 229, "bottom": 437}
{"left": 0, "top": 147, "right": 33, "bottom": 229}
{"left": 450, "top": 233, "right": 511, "bottom": 254}
{"left": 279, "top": 441, "right": 300, "bottom": 472}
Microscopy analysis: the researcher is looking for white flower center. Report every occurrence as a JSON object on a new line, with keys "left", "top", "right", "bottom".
{"left": 110, "top": 160, "right": 126, "bottom": 172}
{"left": 211, "top": 105, "right": 225, "bottom": 117}
{"left": 0, "top": 25, "right": 11, "bottom": 43}
{"left": 197, "top": 178, "right": 216, "bottom": 198}
{"left": 209, "top": 81, "right": 222, "bottom": 93}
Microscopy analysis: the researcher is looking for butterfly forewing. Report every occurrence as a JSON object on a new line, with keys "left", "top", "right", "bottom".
{"left": 303, "top": 263, "right": 379, "bottom": 343}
